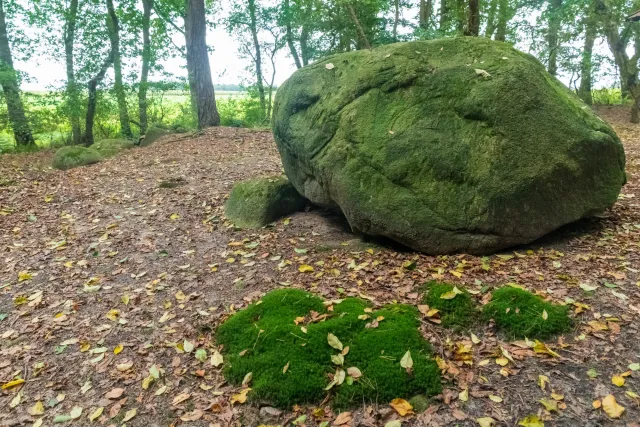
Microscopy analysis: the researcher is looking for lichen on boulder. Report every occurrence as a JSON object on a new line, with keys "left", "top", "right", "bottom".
{"left": 225, "top": 176, "right": 306, "bottom": 228}
{"left": 216, "top": 289, "right": 442, "bottom": 409}
{"left": 91, "top": 139, "right": 134, "bottom": 157}
{"left": 272, "top": 37, "right": 626, "bottom": 254}
{"left": 52, "top": 146, "right": 102, "bottom": 170}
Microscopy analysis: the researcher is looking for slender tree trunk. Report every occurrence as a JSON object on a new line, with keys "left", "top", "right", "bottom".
{"left": 106, "top": 0, "right": 133, "bottom": 138}
{"left": 64, "top": 0, "right": 81, "bottom": 145}
{"left": 139, "top": 0, "right": 152, "bottom": 135}
{"left": 419, "top": 0, "right": 432, "bottom": 29}
{"left": 393, "top": 0, "right": 400, "bottom": 40}
{"left": 284, "top": 0, "right": 302, "bottom": 69}
{"left": 0, "top": 0, "right": 34, "bottom": 146}
{"left": 456, "top": 0, "right": 466, "bottom": 33}
{"left": 300, "top": 25, "right": 310, "bottom": 65}
{"left": 495, "top": 0, "right": 509, "bottom": 41}
{"left": 346, "top": 3, "right": 371, "bottom": 49}
{"left": 466, "top": 0, "right": 480, "bottom": 36}
{"left": 578, "top": 11, "right": 596, "bottom": 105}
{"left": 547, "top": 0, "right": 562, "bottom": 76}
{"left": 84, "top": 52, "right": 114, "bottom": 146}
{"left": 248, "top": 0, "right": 266, "bottom": 119}
{"left": 440, "top": 0, "right": 450, "bottom": 31}
{"left": 485, "top": 0, "right": 498, "bottom": 37}
{"left": 184, "top": 0, "right": 220, "bottom": 129}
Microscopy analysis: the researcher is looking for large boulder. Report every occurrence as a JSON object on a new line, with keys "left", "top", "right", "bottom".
{"left": 53, "top": 146, "right": 102, "bottom": 170}
{"left": 272, "top": 37, "right": 626, "bottom": 254}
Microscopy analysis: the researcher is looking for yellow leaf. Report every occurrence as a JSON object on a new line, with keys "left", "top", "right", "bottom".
{"left": 231, "top": 388, "right": 251, "bottom": 405}
{"left": 602, "top": 394, "right": 625, "bottom": 418}
{"left": 489, "top": 395, "right": 503, "bottom": 403}
{"left": 114, "top": 343, "right": 124, "bottom": 355}
{"left": 518, "top": 415, "right": 544, "bottom": 427}
{"left": 539, "top": 398, "right": 558, "bottom": 412}
{"left": 122, "top": 408, "right": 137, "bottom": 422}
{"left": 542, "top": 309, "right": 548, "bottom": 320}
{"left": 389, "top": 398, "right": 413, "bottom": 416}
{"left": 327, "top": 333, "right": 343, "bottom": 350}
{"left": 28, "top": 401, "right": 45, "bottom": 416}
{"left": 476, "top": 417, "right": 496, "bottom": 427}
{"left": 170, "top": 213, "right": 180, "bottom": 220}
{"left": 440, "top": 286, "right": 464, "bottom": 300}
{"left": 400, "top": 350, "right": 413, "bottom": 369}
{"left": 612, "top": 375, "right": 625, "bottom": 387}
{"left": 2, "top": 378, "right": 25, "bottom": 389}
{"left": 18, "top": 271, "right": 32, "bottom": 282}
{"left": 592, "top": 399, "right": 601, "bottom": 409}
{"left": 298, "top": 264, "right": 314, "bottom": 273}
{"left": 459, "top": 388, "right": 469, "bottom": 402}
{"left": 533, "top": 340, "right": 560, "bottom": 358}
{"left": 45, "top": 194, "right": 54, "bottom": 203}
{"left": 538, "top": 375, "right": 549, "bottom": 391}
{"left": 471, "top": 333, "right": 481, "bottom": 344}
{"left": 211, "top": 350, "right": 224, "bottom": 367}
{"left": 495, "top": 357, "right": 509, "bottom": 366}
{"left": 88, "top": 407, "right": 103, "bottom": 422}
{"left": 121, "top": 294, "right": 130, "bottom": 305}
{"left": 283, "top": 361, "right": 290, "bottom": 374}
{"left": 155, "top": 385, "right": 168, "bottom": 396}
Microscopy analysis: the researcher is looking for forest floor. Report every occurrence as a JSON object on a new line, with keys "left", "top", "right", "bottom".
{"left": 0, "top": 105, "right": 639, "bottom": 427}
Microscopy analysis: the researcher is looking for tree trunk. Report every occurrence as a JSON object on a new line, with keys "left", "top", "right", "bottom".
{"left": 0, "top": 0, "right": 34, "bottom": 146}
{"left": 456, "top": 0, "right": 466, "bottom": 33}
{"left": 64, "top": 0, "right": 81, "bottom": 144}
{"left": 393, "top": 0, "right": 400, "bottom": 40}
{"left": 578, "top": 11, "right": 596, "bottom": 105}
{"left": 248, "top": 0, "right": 266, "bottom": 119}
{"left": 495, "top": 0, "right": 509, "bottom": 41}
{"left": 139, "top": 0, "right": 152, "bottom": 135}
{"left": 284, "top": 0, "right": 302, "bottom": 69}
{"left": 300, "top": 25, "right": 310, "bottom": 65}
{"left": 440, "top": 0, "right": 450, "bottom": 31}
{"left": 184, "top": 0, "right": 220, "bottom": 129}
{"left": 547, "top": 0, "right": 562, "bottom": 76}
{"left": 466, "top": 0, "right": 480, "bottom": 36}
{"left": 106, "top": 0, "right": 133, "bottom": 138}
{"left": 485, "top": 0, "right": 498, "bottom": 37}
{"left": 84, "top": 52, "right": 114, "bottom": 146}
{"left": 346, "top": 3, "right": 371, "bottom": 49}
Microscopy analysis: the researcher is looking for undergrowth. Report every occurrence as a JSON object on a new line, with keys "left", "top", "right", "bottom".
{"left": 216, "top": 288, "right": 441, "bottom": 409}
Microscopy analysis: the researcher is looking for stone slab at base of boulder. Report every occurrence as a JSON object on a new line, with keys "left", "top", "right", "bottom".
{"left": 91, "top": 139, "right": 134, "bottom": 157}
{"left": 53, "top": 146, "right": 102, "bottom": 170}
{"left": 225, "top": 176, "right": 307, "bottom": 228}
{"left": 272, "top": 37, "right": 626, "bottom": 255}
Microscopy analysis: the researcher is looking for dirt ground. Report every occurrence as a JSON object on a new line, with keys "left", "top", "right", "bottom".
{"left": 0, "top": 105, "right": 639, "bottom": 426}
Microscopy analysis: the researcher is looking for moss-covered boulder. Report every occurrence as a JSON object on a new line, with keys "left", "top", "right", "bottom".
{"left": 52, "top": 146, "right": 102, "bottom": 170}
{"left": 217, "top": 289, "right": 441, "bottom": 409}
{"left": 272, "top": 37, "right": 626, "bottom": 255}
{"left": 225, "top": 176, "right": 306, "bottom": 228}
{"left": 140, "top": 125, "right": 171, "bottom": 147}
{"left": 91, "top": 139, "right": 134, "bottom": 157}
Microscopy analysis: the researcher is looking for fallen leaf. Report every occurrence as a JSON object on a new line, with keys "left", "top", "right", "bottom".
{"left": 231, "top": 388, "right": 251, "bottom": 405}
{"left": 518, "top": 415, "right": 544, "bottom": 427}
{"left": 328, "top": 333, "right": 343, "bottom": 350}
{"left": 390, "top": 398, "right": 413, "bottom": 416}
{"left": 400, "top": 350, "right": 413, "bottom": 369}
{"left": 122, "top": 408, "right": 137, "bottom": 422}
{"left": 602, "top": 394, "right": 625, "bottom": 418}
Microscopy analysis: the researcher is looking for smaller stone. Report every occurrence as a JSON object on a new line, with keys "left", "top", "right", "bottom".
{"left": 52, "top": 146, "right": 102, "bottom": 170}
{"left": 259, "top": 406, "right": 282, "bottom": 423}
{"left": 140, "top": 126, "right": 171, "bottom": 147}
{"left": 225, "top": 176, "right": 306, "bottom": 228}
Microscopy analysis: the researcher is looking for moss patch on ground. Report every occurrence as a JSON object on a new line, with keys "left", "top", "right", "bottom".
{"left": 423, "top": 282, "right": 477, "bottom": 329}
{"left": 52, "top": 146, "right": 102, "bottom": 170}
{"left": 225, "top": 176, "right": 307, "bottom": 228}
{"left": 482, "top": 286, "right": 571, "bottom": 339}
{"left": 91, "top": 139, "right": 134, "bottom": 157}
{"left": 216, "top": 289, "right": 441, "bottom": 409}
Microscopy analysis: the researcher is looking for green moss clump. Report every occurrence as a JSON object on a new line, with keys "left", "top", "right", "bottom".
{"left": 216, "top": 289, "right": 441, "bottom": 409}
{"left": 423, "top": 282, "right": 477, "bottom": 329}
{"left": 224, "top": 176, "right": 307, "bottom": 228}
{"left": 91, "top": 139, "right": 134, "bottom": 157}
{"left": 482, "top": 286, "right": 571, "bottom": 339}
{"left": 52, "top": 146, "right": 102, "bottom": 170}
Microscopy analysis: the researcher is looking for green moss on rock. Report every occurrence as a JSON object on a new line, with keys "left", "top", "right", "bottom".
{"left": 141, "top": 126, "right": 171, "bottom": 147}
{"left": 225, "top": 176, "right": 307, "bottom": 228}
{"left": 91, "top": 139, "right": 134, "bottom": 157}
{"left": 482, "top": 286, "right": 571, "bottom": 339}
{"left": 52, "top": 146, "right": 102, "bottom": 170}
{"left": 423, "top": 282, "right": 477, "bottom": 329}
{"left": 272, "top": 37, "right": 626, "bottom": 255}
{"left": 216, "top": 289, "right": 441, "bottom": 409}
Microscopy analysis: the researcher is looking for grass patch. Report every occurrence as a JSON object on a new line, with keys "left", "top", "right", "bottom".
{"left": 482, "top": 286, "right": 571, "bottom": 340}
{"left": 52, "top": 146, "right": 102, "bottom": 170}
{"left": 423, "top": 282, "right": 477, "bottom": 330}
{"left": 216, "top": 289, "right": 441, "bottom": 409}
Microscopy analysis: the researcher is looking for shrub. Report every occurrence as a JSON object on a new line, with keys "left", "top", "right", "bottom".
{"left": 423, "top": 282, "right": 477, "bottom": 329}
{"left": 52, "top": 146, "right": 102, "bottom": 170}
{"left": 225, "top": 176, "right": 306, "bottom": 228}
{"left": 216, "top": 289, "right": 442, "bottom": 409}
{"left": 91, "top": 139, "right": 134, "bottom": 157}
{"left": 482, "top": 286, "right": 571, "bottom": 339}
